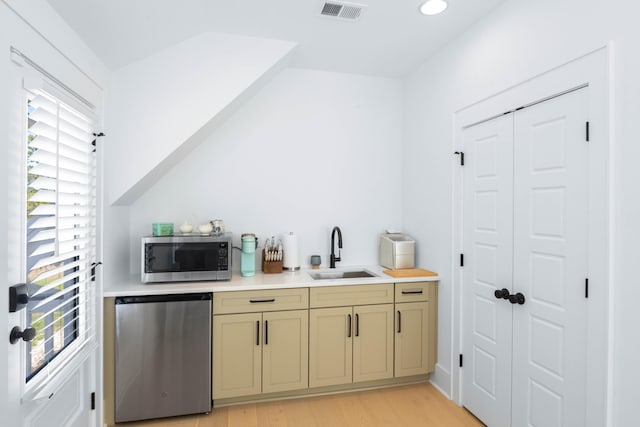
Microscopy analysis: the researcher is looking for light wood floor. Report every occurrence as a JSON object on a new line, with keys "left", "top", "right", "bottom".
{"left": 109, "top": 383, "right": 485, "bottom": 427}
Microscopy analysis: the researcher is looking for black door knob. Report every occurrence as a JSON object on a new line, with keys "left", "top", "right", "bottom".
{"left": 494, "top": 288, "right": 510, "bottom": 299}
{"left": 509, "top": 293, "right": 526, "bottom": 305}
{"left": 10, "top": 326, "right": 36, "bottom": 344}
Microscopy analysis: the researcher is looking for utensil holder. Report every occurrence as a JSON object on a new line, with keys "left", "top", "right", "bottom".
{"left": 262, "top": 249, "right": 284, "bottom": 274}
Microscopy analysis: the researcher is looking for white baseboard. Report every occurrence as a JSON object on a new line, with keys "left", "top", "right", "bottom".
{"left": 429, "top": 363, "right": 452, "bottom": 400}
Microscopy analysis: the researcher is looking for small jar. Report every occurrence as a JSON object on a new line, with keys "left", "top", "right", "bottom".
{"left": 310, "top": 255, "right": 321, "bottom": 269}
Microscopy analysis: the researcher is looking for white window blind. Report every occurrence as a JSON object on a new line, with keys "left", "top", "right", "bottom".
{"left": 25, "top": 88, "right": 97, "bottom": 383}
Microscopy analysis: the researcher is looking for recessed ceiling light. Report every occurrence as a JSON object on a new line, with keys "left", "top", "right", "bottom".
{"left": 420, "top": 0, "right": 448, "bottom": 15}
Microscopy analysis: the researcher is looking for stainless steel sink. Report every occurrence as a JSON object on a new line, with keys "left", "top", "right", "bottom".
{"left": 309, "top": 269, "right": 377, "bottom": 280}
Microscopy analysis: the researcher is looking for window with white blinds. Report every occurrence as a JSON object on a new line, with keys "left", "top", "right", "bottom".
{"left": 25, "top": 89, "right": 97, "bottom": 381}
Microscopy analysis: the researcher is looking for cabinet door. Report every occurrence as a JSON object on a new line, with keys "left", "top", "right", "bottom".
{"left": 353, "top": 304, "right": 394, "bottom": 383}
{"left": 212, "top": 313, "right": 262, "bottom": 399}
{"left": 395, "top": 301, "right": 431, "bottom": 377}
{"left": 262, "top": 310, "right": 309, "bottom": 394}
{"left": 309, "top": 307, "right": 353, "bottom": 387}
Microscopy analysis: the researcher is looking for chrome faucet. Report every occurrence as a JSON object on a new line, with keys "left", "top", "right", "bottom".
{"left": 330, "top": 226, "right": 342, "bottom": 268}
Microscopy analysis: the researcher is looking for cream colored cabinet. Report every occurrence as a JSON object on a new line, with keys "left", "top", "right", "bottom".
{"left": 212, "top": 289, "right": 309, "bottom": 399}
{"left": 309, "top": 306, "right": 353, "bottom": 387}
{"left": 262, "top": 310, "right": 308, "bottom": 394}
{"left": 309, "top": 284, "right": 394, "bottom": 388}
{"left": 394, "top": 282, "right": 438, "bottom": 377}
{"left": 213, "top": 312, "right": 262, "bottom": 398}
{"left": 352, "top": 304, "right": 394, "bottom": 382}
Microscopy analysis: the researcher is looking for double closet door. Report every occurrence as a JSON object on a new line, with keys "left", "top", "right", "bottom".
{"left": 462, "top": 88, "right": 589, "bottom": 427}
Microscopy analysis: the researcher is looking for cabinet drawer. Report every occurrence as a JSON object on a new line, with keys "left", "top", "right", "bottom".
{"left": 310, "top": 284, "right": 394, "bottom": 308}
{"left": 395, "top": 281, "right": 437, "bottom": 303}
{"left": 213, "top": 288, "right": 309, "bottom": 314}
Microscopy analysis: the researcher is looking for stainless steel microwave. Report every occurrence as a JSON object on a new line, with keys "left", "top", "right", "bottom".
{"left": 141, "top": 233, "right": 232, "bottom": 283}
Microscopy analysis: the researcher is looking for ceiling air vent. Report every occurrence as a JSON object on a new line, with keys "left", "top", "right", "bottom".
{"left": 320, "top": 2, "right": 366, "bottom": 21}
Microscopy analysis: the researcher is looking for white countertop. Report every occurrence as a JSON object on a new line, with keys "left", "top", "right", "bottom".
{"left": 103, "top": 265, "right": 439, "bottom": 297}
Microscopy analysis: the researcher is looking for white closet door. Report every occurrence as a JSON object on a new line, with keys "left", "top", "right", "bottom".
{"left": 461, "top": 114, "right": 514, "bottom": 427}
{"left": 511, "top": 88, "right": 589, "bottom": 427}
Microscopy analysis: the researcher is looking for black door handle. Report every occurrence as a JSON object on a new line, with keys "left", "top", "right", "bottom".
{"left": 10, "top": 326, "right": 36, "bottom": 344}
{"left": 509, "top": 293, "right": 526, "bottom": 305}
{"left": 397, "top": 310, "right": 402, "bottom": 333}
{"left": 355, "top": 313, "right": 359, "bottom": 337}
{"left": 256, "top": 320, "right": 260, "bottom": 346}
{"left": 347, "top": 314, "right": 352, "bottom": 338}
{"left": 494, "top": 288, "right": 510, "bottom": 300}
{"left": 264, "top": 320, "right": 269, "bottom": 345}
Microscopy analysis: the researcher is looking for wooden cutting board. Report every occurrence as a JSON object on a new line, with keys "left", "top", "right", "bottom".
{"left": 383, "top": 268, "right": 438, "bottom": 278}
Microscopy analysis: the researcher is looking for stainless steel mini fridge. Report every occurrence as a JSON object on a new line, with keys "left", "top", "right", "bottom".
{"left": 115, "top": 293, "right": 212, "bottom": 423}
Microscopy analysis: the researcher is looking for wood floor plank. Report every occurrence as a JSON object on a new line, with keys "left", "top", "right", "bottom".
{"left": 107, "top": 383, "right": 484, "bottom": 427}
{"left": 227, "top": 404, "right": 259, "bottom": 427}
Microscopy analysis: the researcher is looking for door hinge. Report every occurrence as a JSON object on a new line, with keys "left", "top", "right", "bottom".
{"left": 454, "top": 151, "right": 465, "bottom": 166}
{"left": 459, "top": 354, "right": 463, "bottom": 367}
{"left": 90, "top": 262, "right": 103, "bottom": 282}
{"left": 90, "top": 392, "right": 96, "bottom": 410}
{"left": 585, "top": 278, "right": 589, "bottom": 299}
{"left": 91, "top": 132, "right": 105, "bottom": 152}
{"left": 586, "top": 122, "right": 590, "bottom": 142}
{"left": 460, "top": 253, "right": 464, "bottom": 267}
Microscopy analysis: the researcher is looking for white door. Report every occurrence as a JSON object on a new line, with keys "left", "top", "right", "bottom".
{"left": 461, "top": 113, "right": 514, "bottom": 427}
{"left": 4, "top": 51, "right": 99, "bottom": 427}
{"left": 511, "top": 89, "right": 589, "bottom": 427}
{"left": 462, "top": 88, "right": 589, "bottom": 427}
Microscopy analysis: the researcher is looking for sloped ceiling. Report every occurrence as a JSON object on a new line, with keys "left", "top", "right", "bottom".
{"left": 106, "top": 32, "right": 297, "bottom": 205}
{"left": 46, "top": 0, "right": 508, "bottom": 77}
{"left": 46, "top": 0, "right": 511, "bottom": 205}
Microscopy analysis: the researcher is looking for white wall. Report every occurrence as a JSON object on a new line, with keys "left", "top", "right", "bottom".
{"left": 106, "top": 32, "right": 297, "bottom": 205}
{"left": 129, "top": 67, "right": 404, "bottom": 274}
{"left": 403, "top": 0, "right": 638, "bottom": 424}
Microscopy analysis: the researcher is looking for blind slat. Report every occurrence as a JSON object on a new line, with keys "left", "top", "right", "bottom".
{"left": 28, "top": 228, "right": 90, "bottom": 244}
{"left": 31, "top": 135, "right": 89, "bottom": 163}
{"left": 30, "top": 259, "right": 83, "bottom": 283}
{"left": 31, "top": 281, "right": 81, "bottom": 311}
{"left": 35, "top": 322, "right": 95, "bottom": 362}
{"left": 31, "top": 94, "right": 93, "bottom": 132}
{"left": 29, "top": 164, "right": 89, "bottom": 184}
{"left": 30, "top": 216, "right": 90, "bottom": 230}
{"left": 28, "top": 190, "right": 89, "bottom": 205}
{"left": 28, "top": 204, "right": 90, "bottom": 217}
{"left": 29, "top": 178, "right": 90, "bottom": 195}
{"left": 30, "top": 248, "right": 91, "bottom": 271}
{"left": 29, "top": 104, "right": 92, "bottom": 146}
{"left": 31, "top": 293, "right": 81, "bottom": 326}
{"left": 29, "top": 151, "right": 90, "bottom": 174}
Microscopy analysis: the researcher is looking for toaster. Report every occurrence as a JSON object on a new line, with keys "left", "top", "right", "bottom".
{"left": 379, "top": 233, "right": 415, "bottom": 269}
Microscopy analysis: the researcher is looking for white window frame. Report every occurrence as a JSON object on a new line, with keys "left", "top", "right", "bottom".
{"left": 19, "top": 71, "right": 99, "bottom": 403}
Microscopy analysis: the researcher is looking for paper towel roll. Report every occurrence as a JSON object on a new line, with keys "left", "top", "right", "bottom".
{"left": 282, "top": 232, "right": 300, "bottom": 270}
